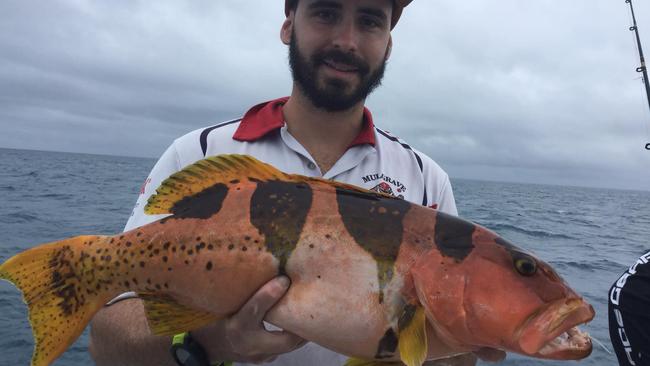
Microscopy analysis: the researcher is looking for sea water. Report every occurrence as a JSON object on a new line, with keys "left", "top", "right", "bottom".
{"left": 0, "top": 147, "right": 648, "bottom": 365}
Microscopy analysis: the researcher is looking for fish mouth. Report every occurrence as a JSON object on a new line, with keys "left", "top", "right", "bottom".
{"left": 517, "top": 298, "right": 595, "bottom": 360}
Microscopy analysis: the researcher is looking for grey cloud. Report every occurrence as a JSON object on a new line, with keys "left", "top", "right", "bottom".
{"left": 0, "top": 0, "right": 648, "bottom": 190}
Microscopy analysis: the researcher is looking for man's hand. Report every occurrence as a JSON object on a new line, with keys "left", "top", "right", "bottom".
{"left": 192, "top": 276, "right": 307, "bottom": 364}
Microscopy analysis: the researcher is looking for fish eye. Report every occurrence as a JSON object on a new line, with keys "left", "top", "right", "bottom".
{"left": 514, "top": 256, "right": 537, "bottom": 276}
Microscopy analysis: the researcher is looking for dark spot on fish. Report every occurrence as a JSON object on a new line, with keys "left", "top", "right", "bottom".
{"left": 199, "top": 242, "right": 206, "bottom": 249}
{"left": 184, "top": 260, "right": 189, "bottom": 265}
{"left": 172, "top": 247, "right": 177, "bottom": 253}
{"left": 181, "top": 245, "right": 186, "bottom": 251}
{"left": 155, "top": 284, "right": 161, "bottom": 290}
{"left": 120, "top": 235, "right": 124, "bottom": 240}
{"left": 244, "top": 236, "right": 251, "bottom": 241}
{"left": 196, "top": 237, "right": 201, "bottom": 241}
{"left": 147, "top": 244, "right": 153, "bottom": 251}
{"left": 110, "top": 238, "right": 114, "bottom": 244}
{"left": 230, "top": 179, "right": 240, "bottom": 184}
{"left": 242, "top": 246, "right": 248, "bottom": 251}
{"left": 163, "top": 242, "right": 171, "bottom": 250}
{"left": 125, "top": 241, "right": 132, "bottom": 247}
{"left": 336, "top": 187, "right": 410, "bottom": 300}
{"left": 139, "top": 262, "right": 145, "bottom": 268}
{"left": 398, "top": 304, "right": 417, "bottom": 331}
{"left": 228, "top": 244, "right": 235, "bottom": 250}
{"left": 206, "top": 261, "right": 213, "bottom": 271}
{"left": 375, "top": 328, "right": 398, "bottom": 359}
{"left": 153, "top": 249, "right": 160, "bottom": 255}
{"left": 136, "top": 232, "right": 142, "bottom": 237}
{"left": 187, "top": 250, "right": 194, "bottom": 255}
{"left": 171, "top": 183, "right": 229, "bottom": 219}
{"left": 250, "top": 180, "right": 313, "bottom": 274}
{"left": 325, "top": 234, "right": 331, "bottom": 239}
{"left": 124, "top": 281, "right": 130, "bottom": 287}
{"left": 163, "top": 256, "right": 168, "bottom": 262}
{"left": 208, "top": 244, "right": 214, "bottom": 250}
{"left": 49, "top": 246, "right": 85, "bottom": 316}
{"left": 168, "top": 267, "right": 173, "bottom": 271}
{"left": 434, "top": 212, "right": 476, "bottom": 260}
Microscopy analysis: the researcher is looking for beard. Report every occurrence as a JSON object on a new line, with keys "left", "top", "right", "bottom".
{"left": 288, "top": 31, "right": 387, "bottom": 112}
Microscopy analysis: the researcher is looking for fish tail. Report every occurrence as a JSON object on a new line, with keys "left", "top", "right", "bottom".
{"left": 0, "top": 235, "right": 114, "bottom": 366}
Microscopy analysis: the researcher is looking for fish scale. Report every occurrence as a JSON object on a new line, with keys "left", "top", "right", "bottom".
{"left": 0, "top": 154, "right": 595, "bottom": 366}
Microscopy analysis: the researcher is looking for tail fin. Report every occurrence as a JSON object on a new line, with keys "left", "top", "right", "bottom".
{"left": 0, "top": 235, "right": 113, "bottom": 366}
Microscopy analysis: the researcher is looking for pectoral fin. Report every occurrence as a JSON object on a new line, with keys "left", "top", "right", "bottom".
{"left": 139, "top": 292, "right": 221, "bottom": 335}
{"left": 398, "top": 307, "right": 428, "bottom": 366}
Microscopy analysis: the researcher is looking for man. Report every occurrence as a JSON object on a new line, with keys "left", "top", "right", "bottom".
{"left": 89, "top": 1, "right": 502, "bottom": 365}
{"left": 609, "top": 250, "right": 650, "bottom": 366}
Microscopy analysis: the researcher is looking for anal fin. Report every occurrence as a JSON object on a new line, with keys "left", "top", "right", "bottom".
{"left": 139, "top": 292, "right": 221, "bottom": 336}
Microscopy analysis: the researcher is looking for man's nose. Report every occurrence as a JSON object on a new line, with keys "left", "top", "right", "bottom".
{"left": 331, "top": 19, "right": 359, "bottom": 53}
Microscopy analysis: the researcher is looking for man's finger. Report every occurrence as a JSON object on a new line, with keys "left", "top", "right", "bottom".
{"left": 235, "top": 276, "right": 291, "bottom": 324}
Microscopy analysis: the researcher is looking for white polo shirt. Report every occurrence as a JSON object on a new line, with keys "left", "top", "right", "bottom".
{"left": 123, "top": 97, "right": 457, "bottom": 366}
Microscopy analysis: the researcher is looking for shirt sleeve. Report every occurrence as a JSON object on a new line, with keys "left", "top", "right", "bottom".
{"left": 418, "top": 152, "right": 458, "bottom": 216}
{"left": 123, "top": 143, "right": 181, "bottom": 232}
{"left": 435, "top": 174, "right": 458, "bottom": 216}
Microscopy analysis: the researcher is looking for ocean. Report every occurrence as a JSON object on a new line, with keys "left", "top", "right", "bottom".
{"left": 0, "top": 147, "right": 648, "bottom": 365}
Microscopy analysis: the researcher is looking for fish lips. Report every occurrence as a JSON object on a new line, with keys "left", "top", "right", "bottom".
{"left": 516, "top": 298, "right": 595, "bottom": 360}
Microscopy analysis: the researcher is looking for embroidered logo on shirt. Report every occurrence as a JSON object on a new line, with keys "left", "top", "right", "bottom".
{"left": 139, "top": 178, "right": 152, "bottom": 195}
{"left": 363, "top": 173, "right": 406, "bottom": 199}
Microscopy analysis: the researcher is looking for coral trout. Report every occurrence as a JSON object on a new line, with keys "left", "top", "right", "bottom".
{"left": 0, "top": 154, "right": 594, "bottom": 366}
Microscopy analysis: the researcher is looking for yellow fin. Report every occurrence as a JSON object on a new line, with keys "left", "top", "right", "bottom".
{"left": 344, "top": 358, "right": 403, "bottom": 366}
{"left": 145, "top": 154, "right": 397, "bottom": 215}
{"left": 398, "top": 307, "right": 428, "bottom": 366}
{"left": 140, "top": 292, "right": 221, "bottom": 336}
{"left": 0, "top": 235, "right": 113, "bottom": 366}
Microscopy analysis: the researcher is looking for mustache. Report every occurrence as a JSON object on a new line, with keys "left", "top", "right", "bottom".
{"left": 312, "top": 49, "right": 370, "bottom": 75}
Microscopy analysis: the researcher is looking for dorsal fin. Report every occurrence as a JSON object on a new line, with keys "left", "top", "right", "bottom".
{"left": 145, "top": 154, "right": 397, "bottom": 215}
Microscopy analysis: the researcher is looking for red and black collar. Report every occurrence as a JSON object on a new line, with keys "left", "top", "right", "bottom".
{"left": 232, "top": 97, "right": 376, "bottom": 147}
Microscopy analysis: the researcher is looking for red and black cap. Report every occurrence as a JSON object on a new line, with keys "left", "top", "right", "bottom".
{"left": 284, "top": 0, "right": 414, "bottom": 29}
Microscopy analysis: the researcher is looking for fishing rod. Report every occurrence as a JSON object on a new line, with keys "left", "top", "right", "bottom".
{"left": 624, "top": 0, "right": 650, "bottom": 150}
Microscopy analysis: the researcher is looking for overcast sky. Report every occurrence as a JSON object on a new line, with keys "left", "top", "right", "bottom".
{"left": 1, "top": 0, "right": 649, "bottom": 191}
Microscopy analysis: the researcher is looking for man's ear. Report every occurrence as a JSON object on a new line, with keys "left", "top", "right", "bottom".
{"left": 280, "top": 15, "right": 294, "bottom": 45}
{"left": 385, "top": 35, "right": 393, "bottom": 60}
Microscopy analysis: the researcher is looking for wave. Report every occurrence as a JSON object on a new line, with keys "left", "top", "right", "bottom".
{"left": 0, "top": 212, "right": 40, "bottom": 224}
{"left": 487, "top": 223, "right": 575, "bottom": 240}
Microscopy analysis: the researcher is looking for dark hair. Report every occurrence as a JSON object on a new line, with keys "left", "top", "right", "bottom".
{"left": 287, "top": 0, "right": 397, "bottom": 16}
{"left": 287, "top": 0, "right": 299, "bottom": 12}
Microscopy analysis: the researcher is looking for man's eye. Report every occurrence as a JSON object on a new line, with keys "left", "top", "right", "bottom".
{"left": 360, "top": 16, "right": 382, "bottom": 29}
{"left": 315, "top": 10, "right": 337, "bottom": 22}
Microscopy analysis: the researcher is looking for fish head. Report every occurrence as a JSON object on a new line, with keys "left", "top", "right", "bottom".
{"left": 410, "top": 219, "right": 594, "bottom": 360}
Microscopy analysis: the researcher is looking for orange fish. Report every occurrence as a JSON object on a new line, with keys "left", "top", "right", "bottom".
{"left": 0, "top": 154, "right": 594, "bottom": 366}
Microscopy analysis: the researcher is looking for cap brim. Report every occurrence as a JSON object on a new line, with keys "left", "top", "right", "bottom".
{"left": 285, "top": 0, "right": 413, "bottom": 29}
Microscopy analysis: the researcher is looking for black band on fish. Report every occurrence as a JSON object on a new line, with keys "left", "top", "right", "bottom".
{"left": 250, "top": 180, "right": 313, "bottom": 273}
{"left": 433, "top": 212, "right": 475, "bottom": 261}
{"left": 336, "top": 187, "right": 411, "bottom": 303}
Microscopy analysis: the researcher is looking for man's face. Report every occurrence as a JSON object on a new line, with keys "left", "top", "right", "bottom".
{"left": 285, "top": 0, "right": 393, "bottom": 112}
